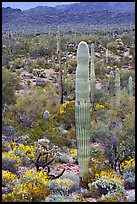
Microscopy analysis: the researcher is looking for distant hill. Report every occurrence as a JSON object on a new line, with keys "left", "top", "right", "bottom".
{"left": 2, "top": 2, "right": 135, "bottom": 32}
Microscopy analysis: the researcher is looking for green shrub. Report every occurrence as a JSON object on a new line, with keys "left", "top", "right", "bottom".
{"left": 123, "top": 166, "right": 135, "bottom": 189}
{"left": 89, "top": 176, "right": 125, "bottom": 196}
{"left": 96, "top": 191, "right": 127, "bottom": 202}
{"left": 46, "top": 177, "right": 74, "bottom": 196}
{"left": 45, "top": 192, "right": 74, "bottom": 202}
{"left": 57, "top": 152, "right": 69, "bottom": 163}
{"left": 2, "top": 168, "right": 51, "bottom": 202}
{"left": 2, "top": 152, "right": 21, "bottom": 174}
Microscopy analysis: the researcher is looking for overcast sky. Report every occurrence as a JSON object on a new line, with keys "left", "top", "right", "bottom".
{"left": 2, "top": 2, "right": 79, "bottom": 10}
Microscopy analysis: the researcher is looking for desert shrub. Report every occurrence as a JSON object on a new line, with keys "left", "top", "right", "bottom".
{"left": 2, "top": 169, "right": 51, "bottom": 202}
{"left": 122, "top": 165, "right": 135, "bottom": 190}
{"left": 3, "top": 85, "right": 61, "bottom": 143}
{"left": 2, "top": 140, "right": 36, "bottom": 166}
{"left": 2, "top": 66, "right": 21, "bottom": 107}
{"left": 68, "top": 148, "right": 78, "bottom": 163}
{"left": 57, "top": 152, "right": 69, "bottom": 163}
{"left": 57, "top": 101, "right": 75, "bottom": 129}
{"left": 127, "top": 193, "right": 135, "bottom": 202}
{"left": 46, "top": 177, "right": 74, "bottom": 196}
{"left": 61, "top": 172, "right": 80, "bottom": 192}
{"left": 71, "top": 194, "right": 87, "bottom": 202}
{"left": 89, "top": 178, "right": 124, "bottom": 196}
{"left": 67, "top": 58, "right": 77, "bottom": 73}
{"left": 45, "top": 192, "right": 75, "bottom": 202}
{"left": 2, "top": 170, "right": 17, "bottom": 188}
{"left": 11, "top": 142, "right": 36, "bottom": 166}
{"left": 96, "top": 191, "right": 127, "bottom": 202}
{"left": 89, "top": 170, "right": 125, "bottom": 196}
{"left": 2, "top": 151, "right": 21, "bottom": 174}
{"left": 63, "top": 77, "right": 75, "bottom": 99}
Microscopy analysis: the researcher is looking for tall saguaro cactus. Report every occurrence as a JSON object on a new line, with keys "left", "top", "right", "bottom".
{"left": 57, "top": 26, "right": 63, "bottom": 104}
{"left": 90, "top": 43, "right": 96, "bottom": 109}
{"left": 115, "top": 68, "right": 120, "bottom": 105}
{"left": 128, "top": 76, "right": 133, "bottom": 96}
{"left": 75, "top": 41, "right": 90, "bottom": 189}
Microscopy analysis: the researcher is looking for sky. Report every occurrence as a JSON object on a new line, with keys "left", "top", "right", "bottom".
{"left": 2, "top": 2, "right": 79, "bottom": 10}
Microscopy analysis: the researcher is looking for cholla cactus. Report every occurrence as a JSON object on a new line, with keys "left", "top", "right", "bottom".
{"left": 109, "top": 71, "right": 114, "bottom": 97}
{"left": 128, "top": 76, "right": 133, "bottom": 96}
{"left": 115, "top": 68, "right": 120, "bottom": 105}
{"left": 90, "top": 43, "right": 96, "bottom": 108}
{"left": 75, "top": 41, "right": 90, "bottom": 189}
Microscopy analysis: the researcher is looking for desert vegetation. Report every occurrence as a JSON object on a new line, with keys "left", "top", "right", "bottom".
{"left": 2, "top": 19, "right": 135, "bottom": 202}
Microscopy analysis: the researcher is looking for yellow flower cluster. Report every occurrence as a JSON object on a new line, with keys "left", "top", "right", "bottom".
{"left": 14, "top": 143, "right": 36, "bottom": 160}
{"left": 2, "top": 170, "right": 17, "bottom": 186}
{"left": 56, "top": 177, "right": 74, "bottom": 193}
{"left": 95, "top": 170, "right": 124, "bottom": 186}
{"left": 2, "top": 168, "right": 51, "bottom": 202}
{"left": 95, "top": 104, "right": 105, "bottom": 110}
{"left": 69, "top": 148, "right": 77, "bottom": 157}
{"left": 59, "top": 102, "right": 69, "bottom": 114}
{"left": 120, "top": 158, "right": 135, "bottom": 172}
{"left": 2, "top": 151, "right": 21, "bottom": 165}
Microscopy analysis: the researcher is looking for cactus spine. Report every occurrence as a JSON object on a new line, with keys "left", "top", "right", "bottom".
{"left": 109, "top": 71, "right": 114, "bottom": 97}
{"left": 128, "top": 76, "right": 133, "bottom": 96}
{"left": 57, "top": 26, "right": 63, "bottom": 104}
{"left": 90, "top": 43, "right": 96, "bottom": 109}
{"left": 115, "top": 68, "right": 120, "bottom": 105}
{"left": 75, "top": 41, "right": 90, "bottom": 189}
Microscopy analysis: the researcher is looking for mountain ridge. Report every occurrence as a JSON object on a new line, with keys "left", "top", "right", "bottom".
{"left": 2, "top": 2, "right": 135, "bottom": 32}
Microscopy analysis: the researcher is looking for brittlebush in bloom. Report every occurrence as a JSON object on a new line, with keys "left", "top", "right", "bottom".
{"left": 95, "top": 169, "right": 124, "bottom": 186}
{"left": 2, "top": 168, "right": 51, "bottom": 202}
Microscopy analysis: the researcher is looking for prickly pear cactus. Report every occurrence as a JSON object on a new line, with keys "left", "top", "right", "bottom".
{"left": 75, "top": 41, "right": 90, "bottom": 189}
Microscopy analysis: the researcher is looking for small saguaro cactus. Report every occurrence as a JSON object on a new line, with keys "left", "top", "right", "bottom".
{"left": 115, "top": 68, "right": 120, "bottom": 105}
{"left": 90, "top": 43, "right": 96, "bottom": 109}
{"left": 57, "top": 26, "right": 63, "bottom": 104}
{"left": 128, "top": 76, "right": 133, "bottom": 96}
{"left": 106, "top": 48, "right": 108, "bottom": 64}
{"left": 109, "top": 71, "right": 114, "bottom": 97}
{"left": 75, "top": 41, "right": 90, "bottom": 189}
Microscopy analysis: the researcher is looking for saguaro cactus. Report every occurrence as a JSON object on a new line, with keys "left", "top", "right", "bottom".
{"left": 128, "top": 76, "right": 133, "bottom": 96}
{"left": 90, "top": 43, "right": 96, "bottom": 109}
{"left": 115, "top": 68, "right": 120, "bottom": 105}
{"left": 75, "top": 41, "right": 90, "bottom": 189}
{"left": 106, "top": 48, "right": 108, "bottom": 64}
{"left": 57, "top": 26, "right": 63, "bottom": 104}
{"left": 109, "top": 71, "right": 114, "bottom": 97}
